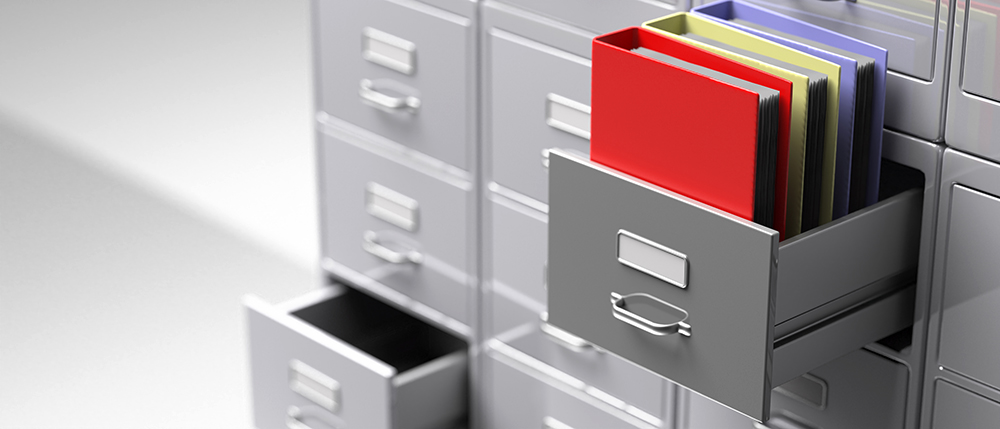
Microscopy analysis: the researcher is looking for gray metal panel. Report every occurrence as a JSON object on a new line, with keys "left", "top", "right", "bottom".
{"left": 931, "top": 380, "right": 1000, "bottom": 429}
{"left": 723, "top": 0, "right": 951, "bottom": 140}
{"left": 772, "top": 285, "right": 915, "bottom": 387}
{"left": 485, "top": 4, "right": 593, "bottom": 204}
{"left": 945, "top": 0, "right": 1000, "bottom": 162}
{"left": 393, "top": 352, "right": 469, "bottom": 429}
{"left": 775, "top": 189, "right": 922, "bottom": 323}
{"left": 546, "top": 150, "right": 779, "bottom": 422}
{"left": 490, "top": 0, "right": 686, "bottom": 35}
{"left": 486, "top": 352, "right": 651, "bottom": 429}
{"left": 502, "top": 325, "right": 667, "bottom": 419}
{"left": 316, "top": 0, "right": 474, "bottom": 170}
{"left": 684, "top": 350, "right": 909, "bottom": 429}
{"left": 776, "top": 350, "right": 909, "bottom": 429}
{"left": 319, "top": 132, "right": 473, "bottom": 326}
{"left": 246, "top": 289, "right": 394, "bottom": 429}
{"left": 938, "top": 183, "right": 1000, "bottom": 389}
{"left": 490, "top": 196, "right": 548, "bottom": 306}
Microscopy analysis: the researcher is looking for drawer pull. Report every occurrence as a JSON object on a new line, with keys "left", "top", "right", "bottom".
{"left": 289, "top": 359, "right": 341, "bottom": 412}
{"left": 362, "top": 231, "right": 423, "bottom": 265}
{"left": 542, "top": 416, "right": 574, "bottom": 429}
{"left": 546, "top": 93, "right": 591, "bottom": 140}
{"left": 287, "top": 406, "right": 336, "bottom": 429}
{"left": 541, "top": 322, "right": 596, "bottom": 353}
{"left": 610, "top": 292, "right": 691, "bottom": 337}
{"left": 359, "top": 79, "right": 420, "bottom": 113}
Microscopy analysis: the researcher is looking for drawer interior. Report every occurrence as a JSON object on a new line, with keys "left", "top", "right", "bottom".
{"left": 292, "top": 287, "right": 467, "bottom": 373}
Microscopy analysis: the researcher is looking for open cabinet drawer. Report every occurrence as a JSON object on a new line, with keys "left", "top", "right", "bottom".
{"left": 545, "top": 148, "right": 925, "bottom": 423}
{"left": 245, "top": 284, "right": 468, "bottom": 429}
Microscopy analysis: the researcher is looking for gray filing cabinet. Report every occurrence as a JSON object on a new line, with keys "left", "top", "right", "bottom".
{"left": 921, "top": 148, "right": 1000, "bottom": 429}
{"left": 244, "top": 0, "right": 1000, "bottom": 428}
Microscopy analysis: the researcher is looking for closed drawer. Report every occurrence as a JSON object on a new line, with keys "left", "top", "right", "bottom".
{"left": 726, "top": 0, "right": 950, "bottom": 141}
{"left": 246, "top": 284, "right": 468, "bottom": 429}
{"left": 485, "top": 341, "right": 661, "bottom": 429}
{"left": 492, "top": 0, "right": 685, "bottom": 35}
{"left": 492, "top": 323, "right": 667, "bottom": 422}
{"left": 319, "top": 132, "right": 473, "bottom": 328}
{"left": 931, "top": 380, "right": 1000, "bottom": 429}
{"left": 485, "top": 3, "right": 593, "bottom": 204}
{"left": 490, "top": 195, "right": 548, "bottom": 307}
{"left": 684, "top": 349, "right": 909, "bottom": 429}
{"left": 315, "top": 0, "right": 474, "bottom": 170}
{"left": 935, "top": 149, "right": 1000, "bottom": 390}
{"left": 546, "top": 148, "right": 925, "bottom": 422}
{"left": 946, "top": 0, "right": 1000, "bottom": 161}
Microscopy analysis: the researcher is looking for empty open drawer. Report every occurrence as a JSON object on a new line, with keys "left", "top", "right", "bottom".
{"left": 246, "top": 283, "right": 468, "bottom": 429}
{"left": 545, "top": 149, "right": 923, "bottom": 422}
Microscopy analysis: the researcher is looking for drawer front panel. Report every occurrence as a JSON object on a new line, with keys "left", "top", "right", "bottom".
{"left": 727, "top": 0, "right": 949, "bottom": 140}
{"left": 488, "top": 14, "right": 592, "bottom": 204}
{"left": 494, "top": 0, "right": 685, "bottom": 35}
{"left": 931, "top": 380, "right": 1000, "bottom": 429}
{"left": 320, "top": 134, "right": 472, "bottom": 325}
{"left": 946, "top": 0, "right": 1000, "bottom": 161}
{"left": 504, "top": 326, "right": 667, "bottom": 418}
{"left": 316, "top": 0, "right": 473, "bottom": 170}
{"left": 546, "top": 151, "right": 778, "bottom": 421}
{"left": 491, "top": 197, "right": 548, "bottom": 306}
{"left": 247, "top": 295, "right": 392, "bottom": 429}
{"left": 938, "top": 183, "right": 1000, "bottom": 389}
{"left": 685, "top": 350, "right": 908, "bottom": 429}
{"left": 486, "top": 353, "right": 648, "bottom": 429}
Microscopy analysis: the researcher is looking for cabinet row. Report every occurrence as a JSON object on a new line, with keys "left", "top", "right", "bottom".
{"left": 257, "top": 124, "right": 1000, "bottom": 427}
{"left": 313, "top": 0, "right": 1000, "bottom": 184}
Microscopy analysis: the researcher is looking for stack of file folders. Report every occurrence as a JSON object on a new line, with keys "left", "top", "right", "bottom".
{"left": 589, "top": 2, "right": 888, "bottom": 240}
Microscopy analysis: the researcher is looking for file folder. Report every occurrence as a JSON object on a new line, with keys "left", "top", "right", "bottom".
{"left": 691, "top": 0, "right": 887, "bottom": 212}
{"left": 644, "top": 13, "right": 840, "bottom": 236}
{"left": 590, "top": 27, "right": 782, "bottom": 228}
{"left": 680, "top": 33, "right": 829, "bottom": 231}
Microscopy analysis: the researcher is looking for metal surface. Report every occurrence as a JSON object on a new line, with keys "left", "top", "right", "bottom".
{"left": 246, "top": 288, "right": 393, "bottom": 429}
{"left": 546, "top": 149, "right": 779, "bottom": 422}
{"left": 609, "top": 292, "right": 693, "bottom": 337}
{"left": 946, "top": 0, "right": 1000, "bottom": 161}
{"left": 316, "top": 0, "right": 474, "bottom": 170}
{"left": 491, "top": 0, "right": 686, "bottom": 34}
{"left": 485, "top": 3, "right": 593, "bottom": 205}
{"left": 938, "top": 183, "right": 1000, "bottom": 389}
{"left": 320, "top": 132, "right": 473, "bottom": 326}
{"left": 931, "top": 380, "right": 1000, "bottom": 429}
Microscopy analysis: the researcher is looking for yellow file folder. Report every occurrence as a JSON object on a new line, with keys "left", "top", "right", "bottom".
{"left": 644, "top": 13, "right": 841, "bottom": 235}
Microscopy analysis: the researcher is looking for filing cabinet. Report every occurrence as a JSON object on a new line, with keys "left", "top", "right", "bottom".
{"left": 246, "top": 0, "right": 1000, "bottom": 428}
{"left": 930, "top": 380, "right": 1000, "bottom": 429}
{"left": 485, "top": 1, "right": 593, "bottom": 205}
{"left": 314, "top": 0, "right": 477, "bottom": 170}
{"left": 485, "top": 337, "right": 666, "bottom": 429}
{"left": 920, "top": 148, "right": 1000, "bottom": 428}
{"left": 692, "top": 0, "right": 952, "bottom": 142}
{"left": 318, "top": 131, "right": 476, "bottom": 332}
{"left": 681, "top": 349, "right": 910, "bottom": 429}
{"left": 246, "top": 284, "right": 468, "bottom": 429}
{"left": 492, "top": 0, "right": 687, "bottom": 35}
{"left": 946, "top": 0, "right": 1000, "bottom": 162}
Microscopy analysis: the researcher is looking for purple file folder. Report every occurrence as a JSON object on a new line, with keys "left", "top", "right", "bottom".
{"left": 694, "top": 0, "right": 888, "bottom": 216}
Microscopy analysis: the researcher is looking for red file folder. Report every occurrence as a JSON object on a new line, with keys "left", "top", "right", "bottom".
{"left": 591, "top": 27, "right": 792, "bottom": 238}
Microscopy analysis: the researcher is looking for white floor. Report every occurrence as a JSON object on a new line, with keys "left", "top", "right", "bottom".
{"left": 0, "top": 1, "right": 319, "bottom": 427}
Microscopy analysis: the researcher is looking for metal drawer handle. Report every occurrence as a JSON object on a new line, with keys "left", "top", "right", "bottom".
{"left": 541, "top": 322, "right": 596, "bottom": 353}
{"left": 610, "top": 292, "right": 691, "bottom": 337}
{"left": 287, "top": 406, "right": 336, "bottom": 429}
{"left": 359, "top": 79, "right": 420, "bottom": 112}
{"left": 362, "top": 231, "right": 423, "bottom": 265}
